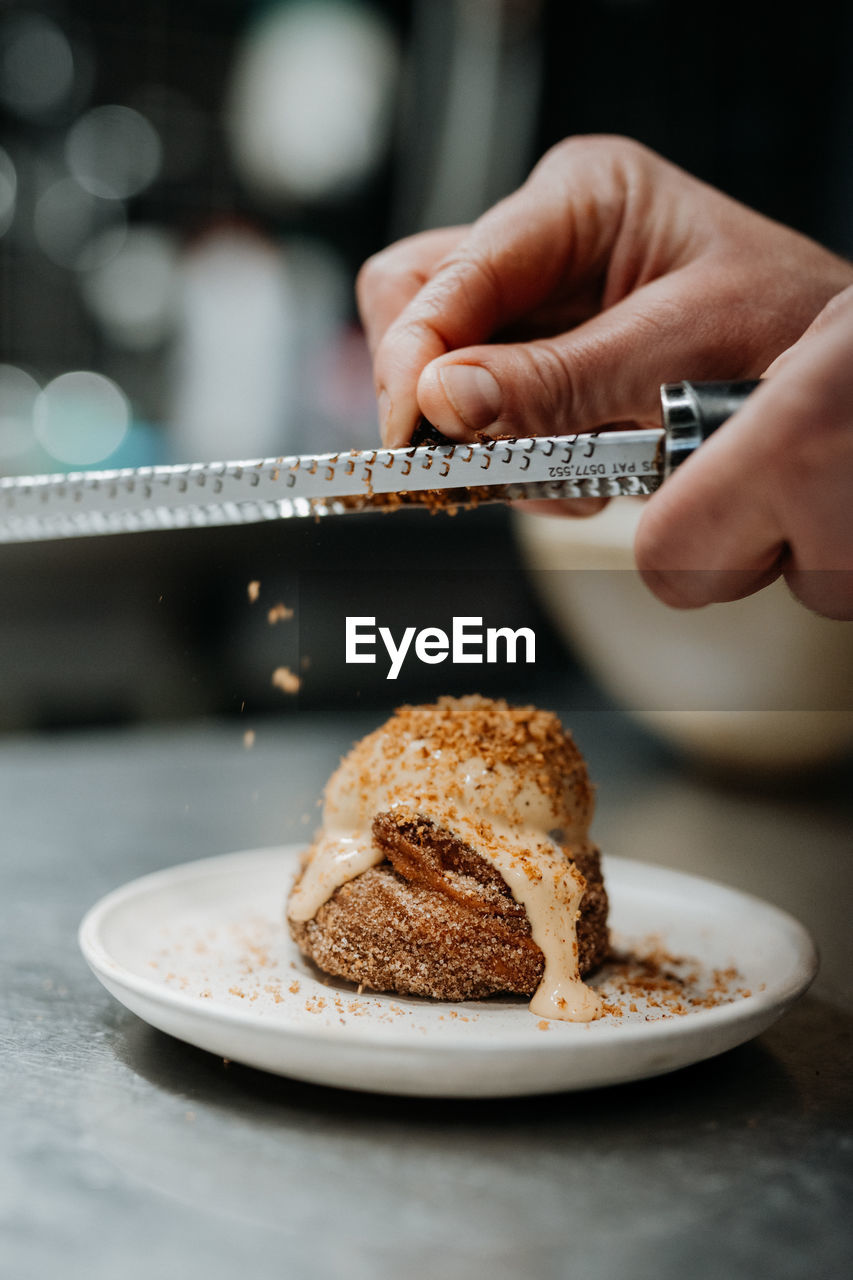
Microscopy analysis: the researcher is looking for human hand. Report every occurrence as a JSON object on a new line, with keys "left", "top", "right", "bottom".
{"left": 357, "top": 135, "right": 852, "bottom": 459}
{"left": 635, "top": 284, "right": 853, "bottom": 620}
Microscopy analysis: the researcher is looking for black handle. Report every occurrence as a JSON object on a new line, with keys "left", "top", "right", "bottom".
{"left": 660, "top": 380, "right": 761, "bottom": 475}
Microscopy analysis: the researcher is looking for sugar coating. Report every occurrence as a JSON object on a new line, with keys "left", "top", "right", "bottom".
{"left": 287, "top": 696, "right": 608, "bottom": 1013}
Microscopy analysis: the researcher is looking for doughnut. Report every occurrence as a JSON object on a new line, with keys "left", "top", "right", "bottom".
{"left": 287, "top": 696, "right": 609, "bottom": 1020}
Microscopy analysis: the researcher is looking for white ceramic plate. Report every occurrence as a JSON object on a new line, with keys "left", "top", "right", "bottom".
{"left": 79, "top": 847, "right": 817, "bottom": 1097}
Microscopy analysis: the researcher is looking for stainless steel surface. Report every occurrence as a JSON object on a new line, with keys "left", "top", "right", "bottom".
{"left": 3, "top": 702, "right": 851, "bottom": 1279}
{"left": 660, "top": 380, "right": 760, "bottom": 474}
{"left": 0, "top": 431, "right": 663, "bottom": 542}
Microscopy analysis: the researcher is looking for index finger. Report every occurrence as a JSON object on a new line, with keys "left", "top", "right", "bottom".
{"left": 371, "top": 139, "right": 632, "bottom": 446}
{"left": 356, "top": 227, "right": 466, "bottom": 358}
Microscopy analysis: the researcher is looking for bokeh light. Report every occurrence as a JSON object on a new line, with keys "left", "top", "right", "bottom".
{"left": 0, "top": 11, "right": 75, "bottom": 120}
{"left": 33, "top": 370, "right": 131, "bottom": 466}
{"left": 0, "top": 364, "right": 39, "bottom": 461}
{"left": 34, "top": 177, "right": 126, "bottom": 269}
{"left": 80, "top": 225, "right": 180, "bottom": 349}
{"left": 226, "top": 0, "right": 399, "bottom": 203}
{"left": 0, "top": 146, "right": 17, "bottom": 237}
{"left": 171, "top": 229, "right": 295, "bottom": 460}
{"left": 66, "top": 104, "right": 162, "bottom": 200}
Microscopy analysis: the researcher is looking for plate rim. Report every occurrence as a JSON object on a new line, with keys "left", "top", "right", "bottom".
{"left": 78, "top": 845, "right": 819, "bottom": 1054}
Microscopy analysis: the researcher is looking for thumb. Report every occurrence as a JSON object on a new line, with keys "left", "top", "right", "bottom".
{"left": 416, "top": 269, "right": 761, "bottom": 438}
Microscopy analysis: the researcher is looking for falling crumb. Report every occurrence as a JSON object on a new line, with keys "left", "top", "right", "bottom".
{"left": 537, "top": 1020, "right": 551, "bottom": 1031}
{"left": 272, "top": 666, "right": 301, "bottom": 694}
{"left": 247, "top": 580, "right": 261, "bottom": 603}
{"left": 288, "top": 980, "right": 300, "bottom": 994}
{"left": 267, "top": 603, "right": 294, "bottom": 625}
{"left": 300, "top": 655, "right": 312, "bottom": 671}
{"left": 243, "top": 729, "right": 256, "bottom": 749}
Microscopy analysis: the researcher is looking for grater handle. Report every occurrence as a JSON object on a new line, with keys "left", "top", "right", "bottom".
{"left": 661, "top": 380, "right": 761, "bottom": 476}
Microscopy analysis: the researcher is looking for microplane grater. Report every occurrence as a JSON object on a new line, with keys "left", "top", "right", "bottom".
{"left": 0, "top": 381, "right": 758, "bottom": 543}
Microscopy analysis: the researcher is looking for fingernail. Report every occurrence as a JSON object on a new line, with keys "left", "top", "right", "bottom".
{"left": 438, "top": 365, "right": 501, "bottom": 431}
{"left": 377, "top": 388, "right": 392, "bottom": 443}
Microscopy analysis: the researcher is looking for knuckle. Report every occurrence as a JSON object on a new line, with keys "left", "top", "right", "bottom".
{"left": 636, "top": 567, "right": 696, "bottom": 610}
{"left": 356, "top": 244, "right": 423, "bottom": 304}
{"left": 375, "top": 312, "right": 449, "bottom": 376}
{"left": 387, "top": 313, "right": 438, "bottom": 348}
{"left": 533, "top": 133, "right": 651, "bottom": 179}
{"left": 530, "top": 136, "right": 590, "bottom": 185}
{"left": 446, "top": 245, "right": 505, "bottom": 314}
{"left": 633, "top": 500, "right": 695, "bottom": 599}
{"left": 384, "top": 245, "right": 505, "bottom": 343}
{"left": 533, "top": 136, "right": 579, "bottom": 173}
{"left": 355, "top": 251, "right": 386, "bottom": 304}
{"left": 518, "top": 342, "right": 578, "bottom": 431}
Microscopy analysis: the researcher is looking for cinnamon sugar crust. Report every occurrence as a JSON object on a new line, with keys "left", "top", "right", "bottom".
{"left": 289, "top": 814, "right": 608, "bottom": 999}
{"left": 286, "top": 696, "right": 609, "bottom": 1006}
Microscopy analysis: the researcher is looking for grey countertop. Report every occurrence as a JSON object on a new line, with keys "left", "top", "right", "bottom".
{"left": 3, "top": 705, "right": 852, "bottom": 1280}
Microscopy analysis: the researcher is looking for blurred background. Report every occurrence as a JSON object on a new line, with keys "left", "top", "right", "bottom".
{"left": 0, "top": 0, "right": 851, "bottom": 758}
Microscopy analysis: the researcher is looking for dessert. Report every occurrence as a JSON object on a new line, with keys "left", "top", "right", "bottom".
{"left": 287, "top": 695, "right": 608, "bottom": 1020}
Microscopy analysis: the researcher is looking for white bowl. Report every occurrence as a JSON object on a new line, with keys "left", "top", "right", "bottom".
{"left": 514, "top": 500, "right": 853, "bottom": 772}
